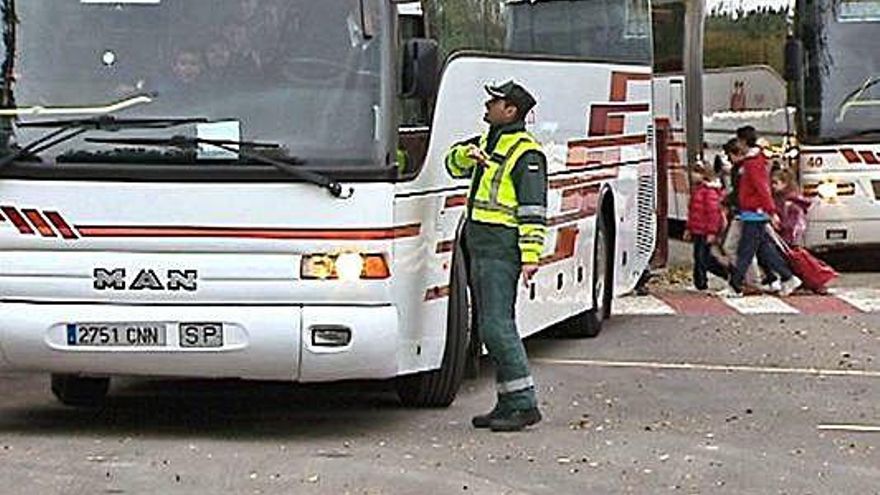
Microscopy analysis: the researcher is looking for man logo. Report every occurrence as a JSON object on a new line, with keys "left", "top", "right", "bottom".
{"left": 93, "top": 268, "right": 198, "bottom": 291}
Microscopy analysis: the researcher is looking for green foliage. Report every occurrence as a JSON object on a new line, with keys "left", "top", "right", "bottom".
{"left": 704, "top": 5, "right": 790, "bottom": 74}
{"left": 423, "top": 0, "right": 505, "bottom": 58}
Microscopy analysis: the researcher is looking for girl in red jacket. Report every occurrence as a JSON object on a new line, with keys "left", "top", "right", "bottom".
{"left": 685, "top": 167, "right": 729, "bottom": 291}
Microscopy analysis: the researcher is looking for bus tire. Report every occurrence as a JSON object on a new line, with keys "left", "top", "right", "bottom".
{"left": 396, "top": 245, "right": 470, "bottom": 408}
{"left": 50, "top": 374, "right": 110, "bottom": 407}
{"left": 565, "top": 210, "right": 613, "bottom": 338}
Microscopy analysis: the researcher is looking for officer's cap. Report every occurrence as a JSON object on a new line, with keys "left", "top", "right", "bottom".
{"left": 485, "top": 81, "right": 537, "bottom": 116}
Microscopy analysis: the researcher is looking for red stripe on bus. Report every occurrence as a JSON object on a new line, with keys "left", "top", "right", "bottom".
{"left": 588, "top": 105, "right": 651, "bottom": 136}
{"left": 561, "top": 185, "right": 600, "bottom": 213}
{"left": 859, "top": 151, "right": 879, "bottom": 165}
{"left": 424, "top": 285, "right": 450, "bottom": 301}
{"left": 841, "top": 149, "right": 861, "bottom": 163}
{"left": 549, "top": 187, "right": 600, "bottom": 226}
{"left": 21, "top": 209, "right": 57, "bottom": 237}
{"left": 43, "top": 211, "right": 79, "bottom": 239}
{"left": 539, "top": 227, "right": 579, "bottom": 266}
{"left": 549, "top": 172, "right": 618, "bottom": 190}
{"left": 1, "top": 207, "right": 35, "bottom": 235}
{"left": 435, "top": 240, "right": 455, "bottom": 254}
{"left": 568, "top": 134, "right": 648, "bottom": 149}
{"left": 444, "top": 194, "right": 468, "bottom": 208}
{"left": 610, "top": 72, "right": 651, "bottom": 102}
{"left": 75, "top": 223, "right": 422, "bottom": 241}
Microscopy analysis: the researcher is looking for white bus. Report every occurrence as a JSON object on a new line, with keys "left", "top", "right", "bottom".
{"left": 654, "top": 0, "right": 880, "bottom": 252}
{"left": 787, "top": 0, "right": 880, "bottom": 250}
{"left": 0, "top": 0, "right": 656, "bottom": 407}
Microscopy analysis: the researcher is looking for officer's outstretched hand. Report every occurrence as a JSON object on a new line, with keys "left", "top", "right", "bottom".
{"left": 522, "top": 263, "right": 539, "bottom": 287}
{"left": 467, "top": 145, "right": 489, "bottom": 166}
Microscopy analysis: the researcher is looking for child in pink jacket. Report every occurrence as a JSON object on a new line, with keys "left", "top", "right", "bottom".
{"left": 772, "top": 169, "right": 811, "bottom": 246}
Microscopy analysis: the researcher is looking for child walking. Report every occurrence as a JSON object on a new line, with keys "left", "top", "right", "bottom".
{"left": 771, "top": 169, "right": 811, "bottom": 246}
{"left": 685, "top": 166, "right": 729, "bottom": 291}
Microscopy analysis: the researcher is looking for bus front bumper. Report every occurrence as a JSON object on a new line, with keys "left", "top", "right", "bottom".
{"left": 0, "top": 302, "right": 400, "bottom": 382}
{"left": 804, "top": 213, "right": 880, "bottom": 251}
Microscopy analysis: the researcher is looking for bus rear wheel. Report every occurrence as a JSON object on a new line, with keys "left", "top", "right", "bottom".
{"left": 396, "top": 246, "right": 470, "bottom": 408}
{"left": 51, "top": 374, "right": 110, "bottom": 407}
{"left": 564, "top": 212, "right": 613, "bottom": 338}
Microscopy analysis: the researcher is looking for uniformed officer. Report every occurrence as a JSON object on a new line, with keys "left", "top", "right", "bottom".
{"left": 445, "top": 81, "right": 547, "bottom": 432}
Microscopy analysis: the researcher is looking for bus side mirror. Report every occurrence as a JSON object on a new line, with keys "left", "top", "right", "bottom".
{"left": 401, "top": 38, "right": 439, "bottom": 100}
{"left": 784, "top": 36, "right": 804, "bottom": 82}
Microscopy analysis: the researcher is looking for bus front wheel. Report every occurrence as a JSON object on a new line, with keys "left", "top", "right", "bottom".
{"left": 564, "top": 212, "right": 613, "bottom": 338}
{"left": 396, "top": 245, "right": 470, "bottom": 408}
{"left": 51, "top": 374, "right": 110, "bottom": 407}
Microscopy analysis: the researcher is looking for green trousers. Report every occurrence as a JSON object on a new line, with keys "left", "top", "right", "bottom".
{"left": 468, "top": 254, "right": 538, "bottom": 412}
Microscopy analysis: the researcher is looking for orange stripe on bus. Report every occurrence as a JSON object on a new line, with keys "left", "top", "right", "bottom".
{"left": 444, "top": 194, "right": 468, "bottom": 208}
{"left": 540, "top": 227, "right": 580, "bottom": 266}
{"left": 22, "top": 209, "right": 56, "bottom": 237}
{"left": 76, "top": 223, "right": 422, "bottom": 241}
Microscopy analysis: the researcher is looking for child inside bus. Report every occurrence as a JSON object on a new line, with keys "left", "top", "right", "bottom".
{"left": 684, "top": 165, "right": 729, "bottom": 291}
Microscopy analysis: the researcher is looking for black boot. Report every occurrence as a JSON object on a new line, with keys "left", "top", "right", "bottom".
{"left": 471, "top": 407, "right": 503, "bottom": 429}
{"left": 488, "top": 408, "right": 542, "bottom": 432}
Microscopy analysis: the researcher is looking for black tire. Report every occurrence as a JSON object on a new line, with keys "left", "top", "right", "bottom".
{"left": 564, "top": 211, "right": 613, "bottom": 338}
{"left": 50, "top": 374, "right": 110, "bottom": 407}
{"left": 396, "top": 245, "right": 471, "bottom": 407}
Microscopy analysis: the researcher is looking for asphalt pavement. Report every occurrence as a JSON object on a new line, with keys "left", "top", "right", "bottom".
{"left": 0, "top": 309, "right": 878, "bottom": 494}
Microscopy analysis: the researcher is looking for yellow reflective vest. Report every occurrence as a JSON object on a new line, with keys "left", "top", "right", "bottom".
{"left": 445, "top": 127, "right": 548, "bottom": 264}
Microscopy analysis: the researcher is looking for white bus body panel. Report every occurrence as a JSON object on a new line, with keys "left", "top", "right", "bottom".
{"left": 0, "top": 56, "right": 657, "bottom": 382}
{"left": 395, "top": 54, "right": 655, "bottom": 347}
{"left": 0, "top": 181, "right": 404, "bottom": 380}
{"left": 800, "top": 146, "right": 880, "bottom": 250}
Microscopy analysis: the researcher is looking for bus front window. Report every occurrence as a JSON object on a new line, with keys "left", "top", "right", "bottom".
{"left": 7, "top": 0, "right": 386, "bottom": 167}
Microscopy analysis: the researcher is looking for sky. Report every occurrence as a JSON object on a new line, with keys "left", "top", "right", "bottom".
{"left": 706, "top": 0, "right": 794, "bottom": 11}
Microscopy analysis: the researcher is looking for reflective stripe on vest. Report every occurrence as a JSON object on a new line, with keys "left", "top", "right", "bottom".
{"left": 471, "top": 131, "right": 542, "bottom": 227}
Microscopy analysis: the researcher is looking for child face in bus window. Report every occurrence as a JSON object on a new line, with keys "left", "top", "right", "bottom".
{"left": 206, "top": 41, "right": 232, "bottom": 71}
{"left": 173, "top": 51, "right": 204, "bottom": 84}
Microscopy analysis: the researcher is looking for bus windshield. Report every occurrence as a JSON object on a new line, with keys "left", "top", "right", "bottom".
{"left": 5, "top": 0, "right": 384, "bottom": 167}
{"left": 802, "top": 0, "right": 880, "bottom": 143}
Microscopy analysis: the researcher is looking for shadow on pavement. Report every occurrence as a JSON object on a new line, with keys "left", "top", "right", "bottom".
{"left": 819, "top": 249, "right": 880, "bottom": 272}
{"left": 0, "top": 378, "right": 410, "bottom": 439}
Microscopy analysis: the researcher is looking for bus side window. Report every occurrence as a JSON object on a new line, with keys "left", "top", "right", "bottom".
{"left": 397, "top": 12, "right": 431, "bottom": 176}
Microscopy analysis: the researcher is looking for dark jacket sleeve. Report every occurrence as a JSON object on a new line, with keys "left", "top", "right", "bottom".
{"left": 510, "top": 150, "right": 548, "bottom": 264}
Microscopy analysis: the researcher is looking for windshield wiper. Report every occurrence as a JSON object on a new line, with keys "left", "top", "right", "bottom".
{"left": 836, "top": 76, "right": 880, "bottom": 123}
{"left": 0, "top": 115, "right": 209, "bottom": 168}
{"left": 86, "top": 135, "right": 354, "bottom": 199}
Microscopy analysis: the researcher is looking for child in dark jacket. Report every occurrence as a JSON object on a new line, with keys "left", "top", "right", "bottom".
{"left": 685, "top": 167, "right": 729, "bottom": 291}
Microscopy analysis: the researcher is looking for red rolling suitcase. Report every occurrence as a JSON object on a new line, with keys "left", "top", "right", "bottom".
{"left": 768, "top": 228, "right": 838, "bottom": 292}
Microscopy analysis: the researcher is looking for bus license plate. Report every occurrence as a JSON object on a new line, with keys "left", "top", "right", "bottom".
{"left": 68, "top": 323, "right": 167, "bottom": 347}
{"left": 179, "top": 323, "right": 224, "bottom": 348}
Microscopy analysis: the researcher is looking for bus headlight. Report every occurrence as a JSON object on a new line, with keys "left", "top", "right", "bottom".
{"left": 816, "top": 181, "right": 839, "bottom": 200}
{"left": 335, "top": 253, "right": 365, "bottom": 281}
{"left": 300, "top": 253, "right": 390, "bottom": 280}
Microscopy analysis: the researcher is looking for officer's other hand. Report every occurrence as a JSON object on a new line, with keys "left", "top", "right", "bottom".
{"left": 521, "top": 263, "right": 539, "bottom": 287}
{"left": 467, "top": 145, "right": 489, "bottom": 166}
